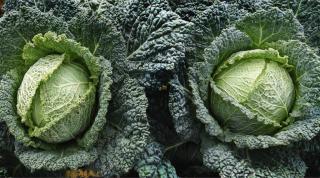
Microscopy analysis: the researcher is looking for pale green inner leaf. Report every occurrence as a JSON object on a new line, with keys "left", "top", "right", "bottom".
{"left": 17, "top": 54, "right": 65, "bottom": 128}
{"left": 32, "top": 62, "right": 92, "bottom": 127}
{"left": 211, "top": 49, "right": 295, "bottom": 134}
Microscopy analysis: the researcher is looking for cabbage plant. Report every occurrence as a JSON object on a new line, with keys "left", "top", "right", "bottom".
{"left": 168, "top": 6, "right": 320, "bottom": 177}
{"left": 192, "top": 8, "right": 320, "bottom": 148}
{"left": 16, "top": 32, "right": 99, "bottom": 144}
{"left": 0, "top": 0, "right": 150, "bottom": 175}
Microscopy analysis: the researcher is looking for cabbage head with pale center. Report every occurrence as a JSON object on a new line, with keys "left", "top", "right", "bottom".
{"left": 210, "top": 49, "right": 295, "bottom": 135}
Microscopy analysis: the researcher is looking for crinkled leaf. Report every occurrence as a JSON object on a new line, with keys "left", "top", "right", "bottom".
{"left": 3, "top": 0, "right": 83, "bottom": 21}
{"left": 236, "top": 8, "right": 304, "bottom": 47}
{"left": 189, "top": 1, "right": 247, "bottom": 56}
{"left": 15, "top": 143, "right": 98, "bottom": 172}
{"left": 89, "top": 0, "right": 129, "bottom": 33}
{"left": 135, "top": 142, "right": 178, "bottom": 178}
{"left": 68, "top": 8, "right": 127, "bottom": 66}
{"left": 271, "top": 0, "right": 320, "bottom": 52}
{"left": 0, "top": 7, "right": 70, "bottom": 76}
{"left": 224, "top": 0, "right": 272, "bottom": 12}
{"left": 93, "top": 74, "right": 150, "bottom": 176}
{"left": 168, "top": 76, "right": 200, "bottom": 140}
{"left": 168, "top": 0, "right": 213, "bottom": 21}
{"left": 114, "top": 0, "right": 192, "bottom": 91}
{"left": 201, "top": 135, "right": 307, "bottom": 178}
{"left": 0, "top": 6, "right": 116, "bottom": 171}
{"left": 188, "top": 8, "right": 320, "bottom": 148}
{"left": 114, "top": 0, "right": 197, "bottom": 140}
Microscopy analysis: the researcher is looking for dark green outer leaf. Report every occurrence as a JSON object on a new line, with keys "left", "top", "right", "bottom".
{"left": 0, "top": 6, "right": 121, "bottom": 172}
{"left": 201, "top": 135, "right": 307, "bottom": 178}
{"left": 223, "top": 0, "right": 272, "bottom": 12}
{"left": 3, "top": 0, "right": 83, "bottom": 21}
{"left": 111, "top": 0, "right": 198, "bottom": 141}
{"left": 271, "top": 0, "right": 320, "bottom": 53}
{"left": 188, "top": 8, "right": 320, "bottom": 149}
{"left": 92, "top": 0, "right": 130, "bottom": 33}
{"left": 109, "top": 0, "right": 192, "bottom": 91}
{"left": 165, "top": 1, "right": 248, "bottom": 141}
{"left": 68, "top": 8, "right": 127, "bottom": 65}
{"left": 135, "top": 142, "right": 178, "bottom": 178}
{"left": 235, "top": 8, "right": 304, "bottom": 47}
{"left": 168, "top": 76, "right": 201, "bottom": 140}
{"left": 0, "top": 7, "right": 71, "bottom": 77}
{"left": 168, "top": 0, "right": 213, "bottom": 21}
{"left": 93, "top": 72, "right": 150, "bottom": 176}
{"left": 190, "top": 2, "right": 247, "bottom": 49}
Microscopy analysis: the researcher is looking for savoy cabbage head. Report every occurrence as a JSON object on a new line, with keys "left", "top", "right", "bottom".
{"left": 210, "top": 48, "right": 295, "bottom": 135}
{"left": 0, "top": 0, "right": 150, "bottom": 175}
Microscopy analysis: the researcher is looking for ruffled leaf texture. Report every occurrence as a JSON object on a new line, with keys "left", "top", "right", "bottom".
{"left": 201, "top": 135, "right": 307, "bottom": 178}
{"left": 135, "top": 142, "right": 178, "bottom": 178}
{"left": 222, "top": 0, "right": 320, "bottom": 53}
{"left": 163, "top": 1, "right": 249, "bottom": 141}
{"left": 189, "top": 7, "right": 320, "bottom": 149}
{"left": 221, "top": 0, "right": 273, "bottom": 12}
{"left": 111, "top": 0, "right": 191, "bottom": 91}
{"left": 86, "top": 0, "right": 197, "bottom": 170}
{"left": 0, "top": 122, "right": 13, "bottom": 177}
{"left": 270, "top": 0, "right": 320, "bottom": 53}
{"left": 0, "top": 1, "right": 150, "bottom": 175}
{"left": 167, "top": 0, "right": 214, "bottom": 21}
{"left": 101, "top": 0, "right": 200, "bottom": 141}
{"left": 183, "top": 7, "right": 320, "bottom": 177}
{"left": 90, "top": 70, "right": 150, "bottom": 176}
{"left": 3, "top": 0, "right": 84, "bottom": 21}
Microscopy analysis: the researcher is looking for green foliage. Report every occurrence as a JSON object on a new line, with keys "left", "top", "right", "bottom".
{"left": 235, "top": 8, "right": 304, "bottom": 47}
{"left": 168, "top": 0, "right": 213, "bottom": 21}
{"left": 211, "top": 49, "right": 295, "bottom": 135}
{"left": 184, "top": 7, "right": 320, "bottom": 177}
{"left": 201, "top": 135, "right": 307, "bottom": 178}
{"left": 189, "top": 8, "right": 320, "bottom": 149}
{"left": 108, "top": 0, "right": 199, "bottom": 141}
{"left": 17, "top": 32, "right": 99, "bottom": 144}
{"left": 3, "top": 0, "right": 82, "bottom": 21}
{"left": 135, "top": 142, "right": 178, "bottom": 178}
{"left": 118, "top": 0, "right": 191, "bottom": 89}
{"left": 0, "top": 0, "right": 150, "bottom": 175}
{"left": 224, "top": 0, "right": 320, "bottom": 53}
{"left": 1, "top": 0, "right": 320, "bottom": 177}
{"left": 224, "top": 0, "right": 272, "bottom": 12}
{"left": 93, "top": 73, "right": 150, "bottom": 176}
{"left": 271, "top": 0, "right": 320, "bottom": 52}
